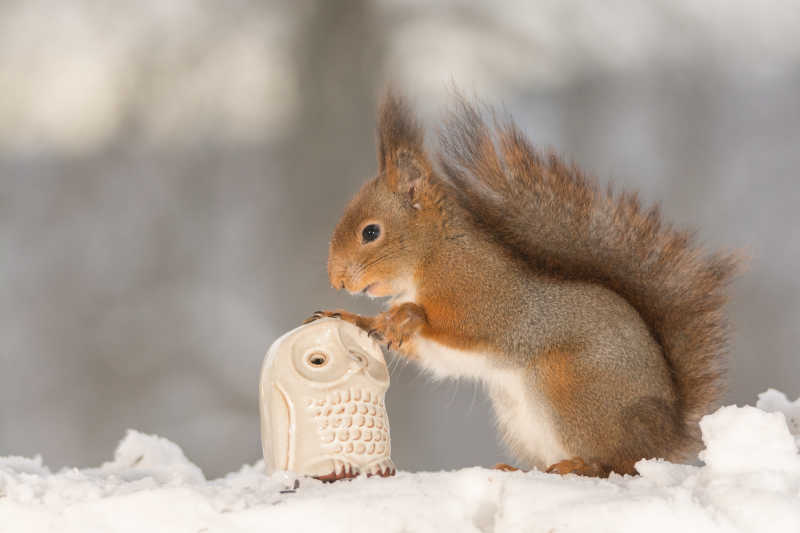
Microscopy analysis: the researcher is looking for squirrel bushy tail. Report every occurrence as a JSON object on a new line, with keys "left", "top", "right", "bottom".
{"left": 437, "top": 97, "right": 741, "bottom": 454}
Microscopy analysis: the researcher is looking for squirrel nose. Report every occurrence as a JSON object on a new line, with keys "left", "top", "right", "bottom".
{"left": 329, "top": 270, "right": 347, "bottom": 291}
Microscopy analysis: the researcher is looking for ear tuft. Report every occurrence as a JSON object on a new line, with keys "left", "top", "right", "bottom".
{"left": 378, "top": 90, "right": 423, "bottom": 170}
{"left": 377, "top": 89, "right": 431, "bottom": 199}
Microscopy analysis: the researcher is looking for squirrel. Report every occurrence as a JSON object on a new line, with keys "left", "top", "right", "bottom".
{"left": 308, "top": 90, "right": 740, "bottom": 477}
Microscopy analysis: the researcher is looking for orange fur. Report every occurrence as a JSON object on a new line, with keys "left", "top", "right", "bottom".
{"left": 314, "top": 90, "right": 741, "bottom": 476}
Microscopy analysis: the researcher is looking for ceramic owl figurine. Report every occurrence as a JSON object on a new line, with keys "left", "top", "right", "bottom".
{"left": 259, "top": 317, "right": 395, "bottom": 480}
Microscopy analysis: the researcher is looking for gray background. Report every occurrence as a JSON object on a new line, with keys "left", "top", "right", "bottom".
{"left": 1, "top": 0, "right": 798, "bottom": 477}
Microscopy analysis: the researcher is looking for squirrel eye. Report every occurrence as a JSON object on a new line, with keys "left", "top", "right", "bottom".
{"left": 361, "top": 224, "right": 381, "bottom": 244}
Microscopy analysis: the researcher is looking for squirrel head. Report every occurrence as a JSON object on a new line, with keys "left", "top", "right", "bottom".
{"left": 327, "top": 92, "right": 443, "bottom": 301}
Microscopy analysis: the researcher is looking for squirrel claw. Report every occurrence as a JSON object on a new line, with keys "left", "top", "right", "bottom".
{"left": 303, "top": 311, "right": 322, "bottom": 324}
{"left": 303, "top": 310, "right": 343, "bottom": 325}
{"left": 303, "top": 311, "right": 326, "bottom": 324}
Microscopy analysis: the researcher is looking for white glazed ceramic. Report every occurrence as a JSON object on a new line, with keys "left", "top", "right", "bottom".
{"left": 259, "top": 318, "right": 395, "bottom": 480}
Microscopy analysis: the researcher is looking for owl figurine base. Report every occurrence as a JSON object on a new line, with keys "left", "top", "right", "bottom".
{"left": 259, "top": 318, "right": 396, "bottom": 481}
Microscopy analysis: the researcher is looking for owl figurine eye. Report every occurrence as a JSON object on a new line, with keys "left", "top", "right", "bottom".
{"left": 289, "top": 329, "right": 352, "bottom": 384}
{"left": 306, "top": 351, "right": 328, "bottom": 367}
{"left": 260, "top": 318, "right": 396, "bottom": 481}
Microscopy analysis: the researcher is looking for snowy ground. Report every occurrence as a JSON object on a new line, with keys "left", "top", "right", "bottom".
{"left": 1, "top": 390, "right": 799, "bottom": 533}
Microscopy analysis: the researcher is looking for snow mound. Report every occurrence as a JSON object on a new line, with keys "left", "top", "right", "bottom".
{"left": 757, "top": 388, "right": 800, "bottom": 441}
{"left": 99, "top": 429, "right": 206, "bottom": 485}
{"left": 2, "top": 392, "right": 799, "bottom": 532}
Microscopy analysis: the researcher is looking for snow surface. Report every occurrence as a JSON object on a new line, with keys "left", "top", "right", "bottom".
{"left": 1, "top": 391, "right": 799, "bottom": 533}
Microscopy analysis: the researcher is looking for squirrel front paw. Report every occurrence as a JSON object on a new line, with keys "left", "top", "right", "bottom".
{"left": 369, "top": 303, "right": 427, "bottom": 352}
{"left": 305, "top": 304, "right": 427, "bottom": 356}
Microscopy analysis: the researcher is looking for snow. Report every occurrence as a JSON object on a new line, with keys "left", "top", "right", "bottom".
{"left": 2, "top": 392, "right": 799, "bottom": 533}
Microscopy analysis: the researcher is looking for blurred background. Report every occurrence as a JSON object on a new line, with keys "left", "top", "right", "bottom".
{"left": 1, "top": 0, "right": 799, "bottom": 478}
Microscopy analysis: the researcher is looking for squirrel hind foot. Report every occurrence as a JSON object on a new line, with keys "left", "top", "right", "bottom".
{"left": 493, "top": 463, "right": 525, "bottom": 473}
{"left": 545, "top": 457, "right": 623, "bottom": 478}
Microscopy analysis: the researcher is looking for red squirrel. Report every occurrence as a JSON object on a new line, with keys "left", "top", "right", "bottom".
{"left": 309, "top": 91, "right": 740, "bottom": 476}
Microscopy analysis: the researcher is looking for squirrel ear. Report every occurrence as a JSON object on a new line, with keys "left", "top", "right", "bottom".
{"left": 377, "top": 90, "right": 431, "bottom": 203}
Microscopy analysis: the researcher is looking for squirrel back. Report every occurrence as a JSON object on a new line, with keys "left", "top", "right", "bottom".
{"left": 437, "top": 96, "right": 741, "bottom": 450}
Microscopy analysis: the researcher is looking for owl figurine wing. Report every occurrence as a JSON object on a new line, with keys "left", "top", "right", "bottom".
{"left": 259, "top": 318, "right": 395, "bottom": 480}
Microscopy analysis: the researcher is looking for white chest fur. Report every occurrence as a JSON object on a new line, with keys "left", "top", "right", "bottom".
{"left": 412, "top": 337, "right": 569, "bottom": 469}
{"left": 413, "top": 337, "right": 494, "bottom": 380}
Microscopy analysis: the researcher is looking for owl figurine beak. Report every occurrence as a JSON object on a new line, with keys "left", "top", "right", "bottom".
{"left": 259, "top": 317, "right": 396, "bottom": 481}
{"left": 348, "top": 351, "right": 368, "bottom": 369}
